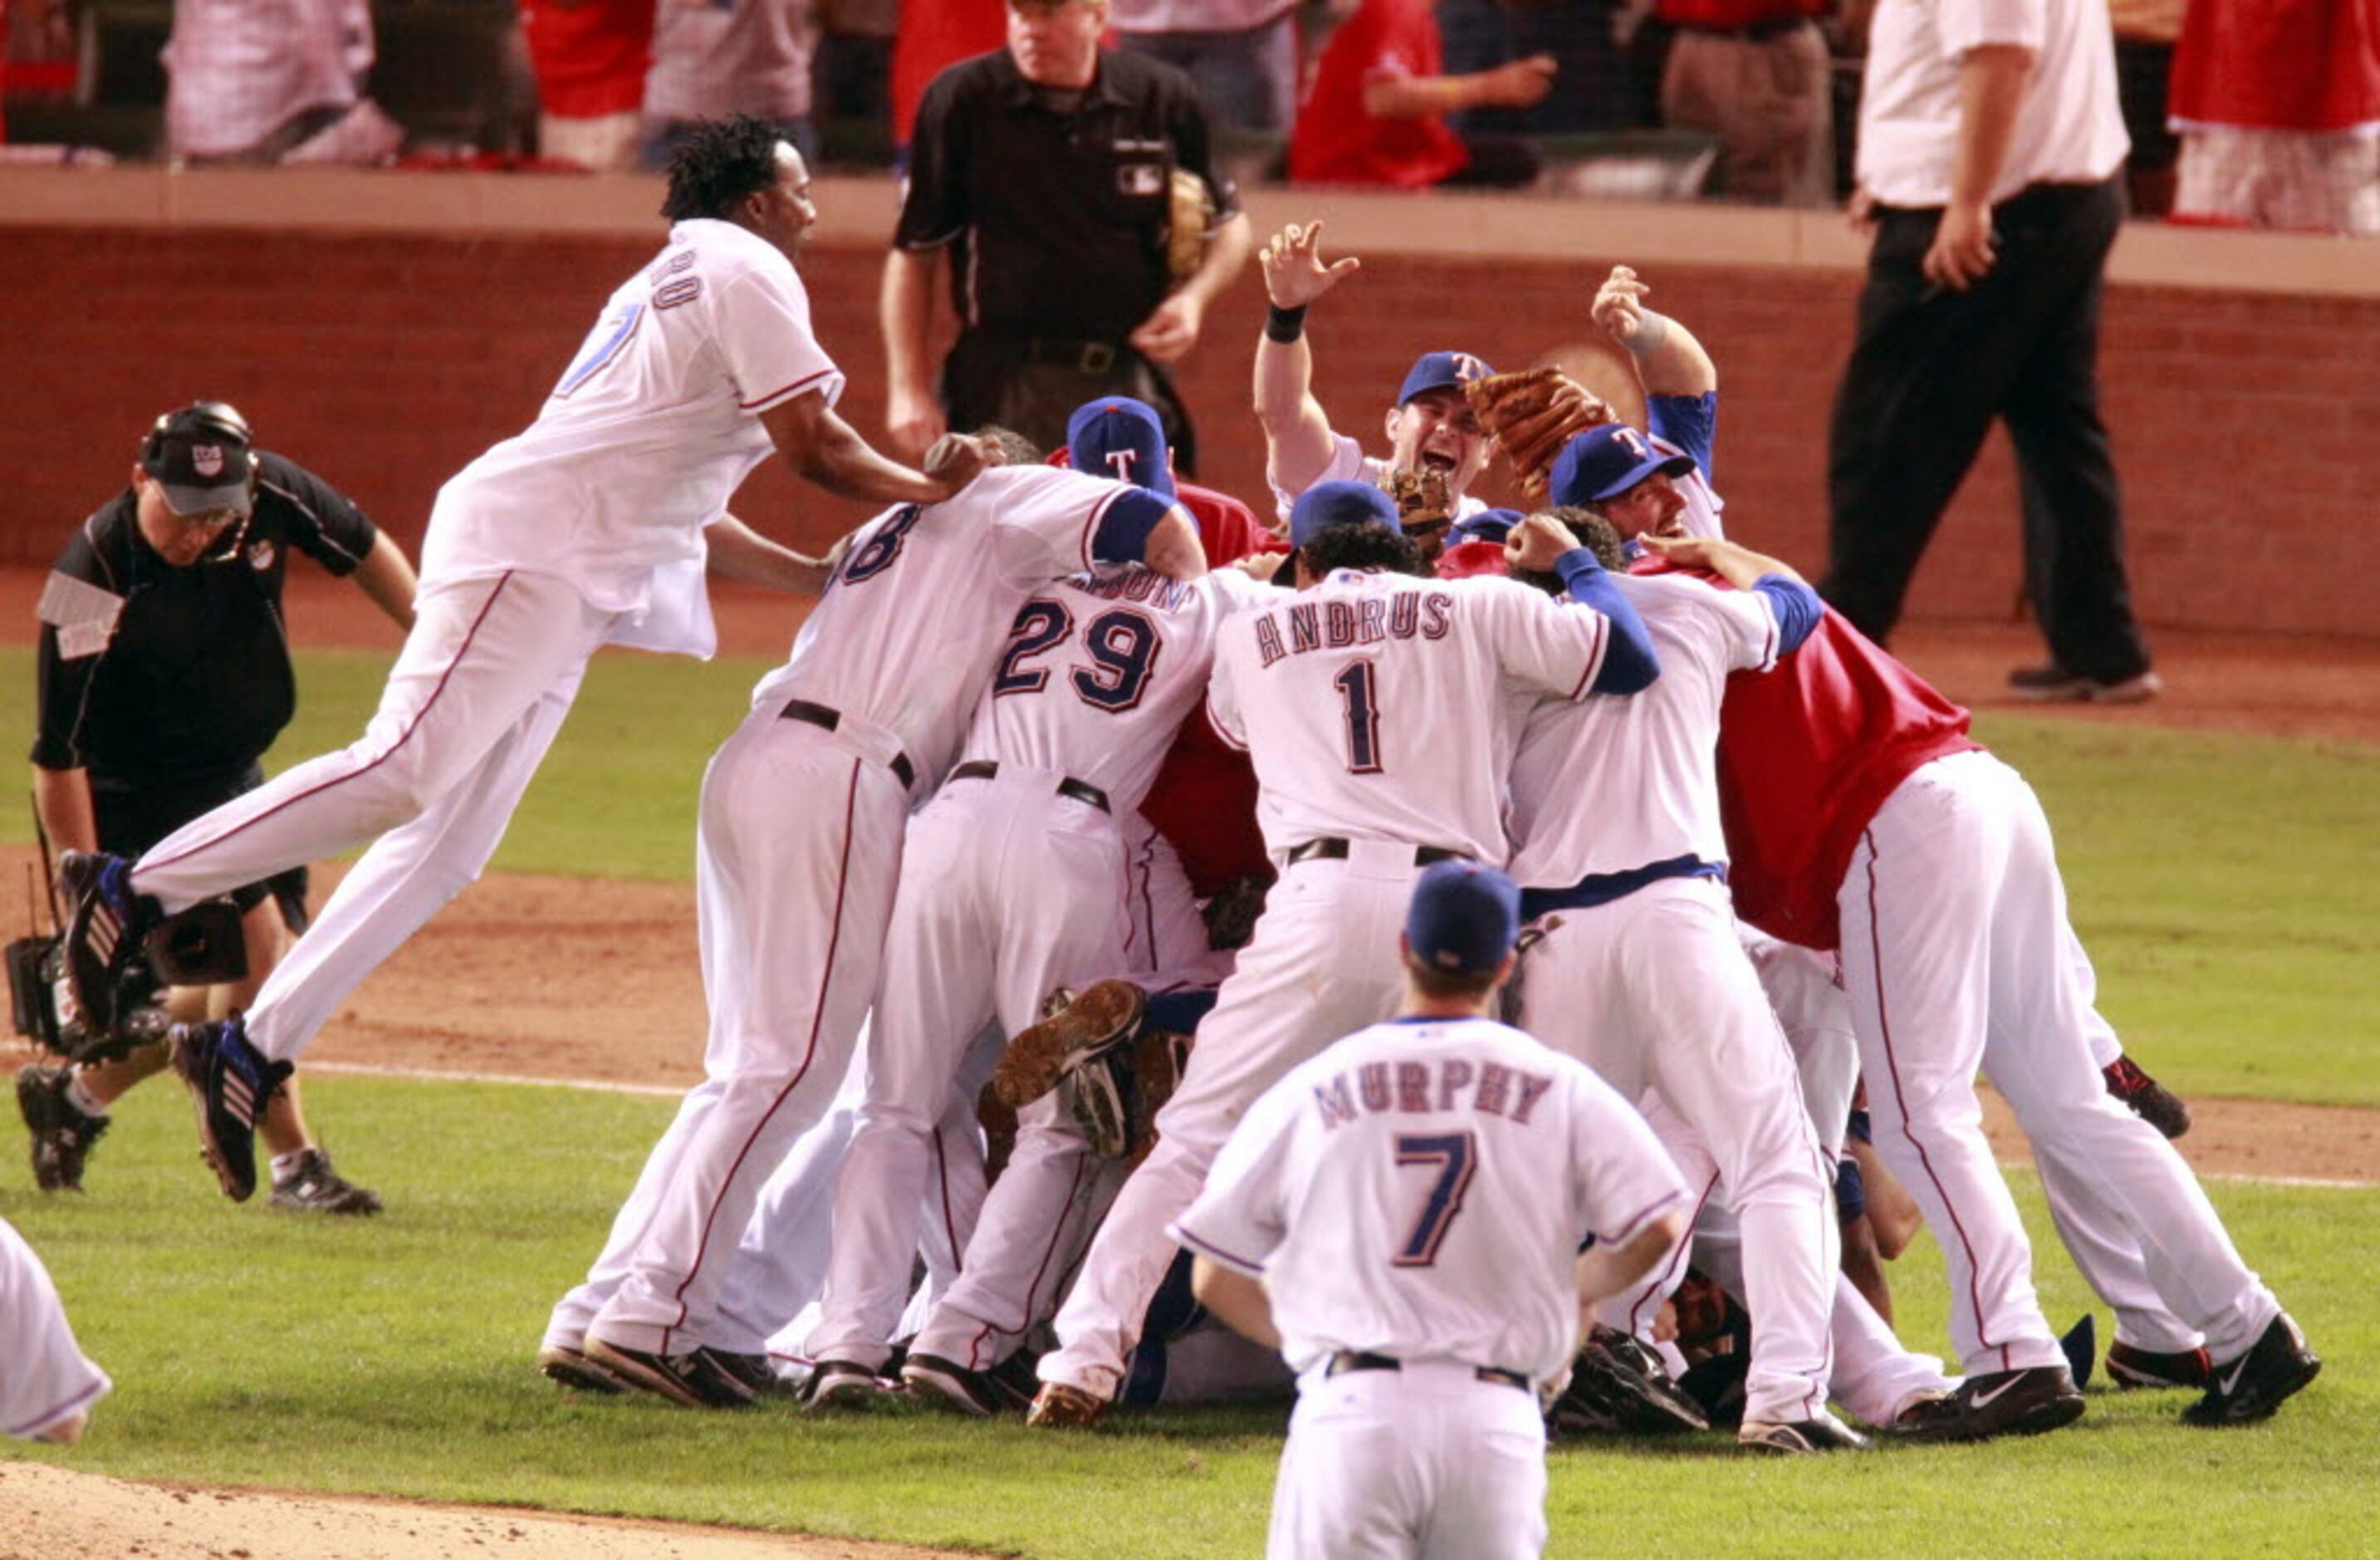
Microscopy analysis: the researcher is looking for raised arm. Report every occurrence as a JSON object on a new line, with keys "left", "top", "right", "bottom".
{"left": 1591, "top": 265, "right": 1716, "bottom": 399}
{"left": 1253, "top": 221, "right": 1359, "bottom": 496}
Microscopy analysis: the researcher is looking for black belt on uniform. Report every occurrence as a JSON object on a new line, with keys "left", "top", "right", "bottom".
{"left": 780, "top": 698, "right": 916, "bottom": 791}
{"left": 1327, "top": 1350, "right": 1530, "bottom": 1393}
{"left": 1015, "top": 336, "right": 1124, "bottom": 375}
{"left": 1285, "top": 837, "right": 1469, "bottom": 869}
{"left": 1675, "top": 17, "right": 1814, "bottom": 41}
{"left": 951, "top": 758, "right": 1110, "bottom": 814}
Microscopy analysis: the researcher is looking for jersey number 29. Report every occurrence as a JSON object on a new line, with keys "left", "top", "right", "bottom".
{"left": 992, "top": 601, "right": 1160, "bottom": 711}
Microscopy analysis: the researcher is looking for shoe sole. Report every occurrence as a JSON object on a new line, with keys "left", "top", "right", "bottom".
{"left": 2107, "top": 1362, "right": 2206, "bottom": 1392}
{"left": 582, "top": 1339, "right": 717, "bottom": 1409}
{"left": 538, "top": 1346, "right": 628, "bottom": 1396}
{"left": 172, "top": 1040, "right": 257, "bottom": 1202}
{"left": 992, "top": 980, "right": 1148, "bottom": 1109}
{"left": 804, "top": 1372, "right": 883, "bottom": 1413}
{"left": 902, "top": 1362, "right": 995, "bottom": 1418}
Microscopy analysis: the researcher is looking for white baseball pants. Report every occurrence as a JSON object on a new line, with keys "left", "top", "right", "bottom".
{"left": 1040, "top": 846, "right": 1418, "bottom": 1399}
{"left": 1519, "top": 876, "right": 1839, "bottom": 1425}
{"left": 806, "top": 768, "right": 1132, "bottom": 1371}
{"left": 585, "top": 701, "right": 911, "bottom": 1357}
{"left": 134, "top": 570, "right": 614, "bottom": 1062}
{"left": 1841, "top": 751, "right": 2280, "bottom": 1378}
{"left": 1270, "top": 1363, "right": 1548, "bottom": 1560}
{"left": 2, "top": 1214, "right": 113, "bottom": 1442}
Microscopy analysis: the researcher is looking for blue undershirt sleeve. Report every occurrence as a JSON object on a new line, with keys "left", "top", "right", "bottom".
{"left": 1647, "top": 391, "right": 1718, "bottom": 483}
{"left": 1090, "top": 488, "right": 1173, "bottom": 564}
{"left": 1555, "top": 549, "right": 1661, "bottom": 695}
{"left": 1751, "top": 573, "right": 1822, "bottom": 655}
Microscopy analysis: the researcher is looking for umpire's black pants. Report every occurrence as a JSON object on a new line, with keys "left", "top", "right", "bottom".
{"left": 1822, "top": 176, "right": 2152, "bottom": 684}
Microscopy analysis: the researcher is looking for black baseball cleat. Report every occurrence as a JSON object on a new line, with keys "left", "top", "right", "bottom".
{"left": 2102, "top": 1056, "right": 2191, "bottom": 1139}
{"left": 903, "top": 1352, "right": 1037, "bottom": 1418}
{"left": 1550, "top": 1326, "right": 1711, "bottom": 1435}
{"left": 2182, "top": 1315, "right": 2319, "bottom": 1427}
{"left": 57, "top": 851, "right": 163, "bottom": 1038}
{"left": 17, "top": 1062, "right": 110, "bottom": 1193}
{"left": 707, "top": 1350, "right": 803, "bottom": 1401}
{"left": 169, "top": 1016, "right": 291, "bottom": 1203}
{"left": 1890, "top": 1366, "right": 2086, "bottom": 1444}
{"left": 802, "top": 1358, "right": 889, "bottom": 1413}
{"left": 2008, "top": 665, "right": 2163, "bottom": 704}
{"left": 2059, "top": 1313, "right": 2098, "bottom": 1391}
{"left": 1739, "top": 1414, "right": 1870, "bottom": 1454}
{"left": 537, "top": 1344, "right": 628, "bottom": 1395}
{"left": 2106, "top": 1339, "right": 2212, "bottom": 1391}
{"left": 268, "top": 1146, "right": 384, "bottom": 1215}
{"left": 583, "top": 1338, "right": 757, "bottom": 1409}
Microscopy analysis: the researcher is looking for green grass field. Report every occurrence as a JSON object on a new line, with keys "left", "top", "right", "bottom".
{"left": 2, "top": 647, "right": 2374, "bottom": 1555}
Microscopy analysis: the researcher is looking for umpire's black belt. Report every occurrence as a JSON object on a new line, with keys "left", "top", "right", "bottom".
{"left": 1327, "top": 1351, "right": 1530, "bottom": 1393}
{"left": 951, "top": 758, "right": 1110, "bottom": 814}
{"left": 1285, "top": 838, "right": 1469, "bottom": 869}
{"left": 780, "top": 699, "right": 915, "bottom": 791}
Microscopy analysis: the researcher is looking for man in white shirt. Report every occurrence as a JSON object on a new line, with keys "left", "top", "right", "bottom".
{"left": 1174, "top": 861, "right": 1688, "bottom": 1558}
{"left": 59, "top": 116, "right": 982, "bottom": 1207}
{"left": 1824, "top": 0, "right": 2156, "bottom": 703}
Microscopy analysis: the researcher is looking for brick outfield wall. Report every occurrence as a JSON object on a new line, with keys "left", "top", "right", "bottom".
{"left": 3, "top": 226, "right": 2374, "bottom": 640}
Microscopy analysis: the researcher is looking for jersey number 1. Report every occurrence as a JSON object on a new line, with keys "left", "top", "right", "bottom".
{"left": 1391, "top": 1131, "right": 1476, "bottom": 1267}
{"left": 1334, "top": 660, "right": 1383, "bottom": 774}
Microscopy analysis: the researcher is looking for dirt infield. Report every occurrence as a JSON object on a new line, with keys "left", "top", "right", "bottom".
{"left": 0, "top": 1464, "right": 962, "bottom": 1560}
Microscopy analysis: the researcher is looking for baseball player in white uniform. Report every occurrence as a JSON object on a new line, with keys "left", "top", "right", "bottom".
{"left": 57, "top": 120, "right": 982, "bottom": 1207}
{"left": 804, "top": 400, "right": 1273, "bottom": 1405}
{"left": 1173, "top": 862, "right": 1689, "bottom": 1558}
{"left": 1028, "top": 479, "right": 1662, "bottom": 1425}
{"left": 569, "top": 451, "right": 1204, "bottom": 1406}
{"left": 2, "top": 1215, "right": 110, "bottom": 1444}
{"left": 1501, "top": 468, "right": 1858, "bottom": 1452}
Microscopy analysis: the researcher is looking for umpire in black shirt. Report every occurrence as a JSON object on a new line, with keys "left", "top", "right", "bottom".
{"left": 882, "top": 0, "right": 1252, "bottom": 472}
{"left": 18, "top": 402, "right": 417, "bottom": 1212}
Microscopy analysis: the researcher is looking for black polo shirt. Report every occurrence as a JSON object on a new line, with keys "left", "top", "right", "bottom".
{"left": 899, "top": 47, "right": 1239, "bottom": 343}
{"left": 33, "top": 451, "right": 379, "bottom": 790}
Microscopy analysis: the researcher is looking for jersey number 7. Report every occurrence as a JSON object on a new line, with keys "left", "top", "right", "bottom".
{"left": 1390, "top": 1131, "right": 1476, "bottom": 1267}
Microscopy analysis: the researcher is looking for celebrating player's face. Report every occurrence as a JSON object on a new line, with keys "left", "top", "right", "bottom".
{"left": 1385, "top": 389, "right": 1488, "bottom": 498}
{"left": 1601, "top": 472, "right": 1689, "bottom": 541}
{"left": 749, "top": 143, "right": 819, "bottom": 260}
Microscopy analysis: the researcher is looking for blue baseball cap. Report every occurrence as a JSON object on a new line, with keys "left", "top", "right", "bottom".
{"left": 1065, "top": 396, "right": 1174, "bottom": 498}
{"left": 1549, "top": 424, "right": 1697, "bottom": 508}
{"left": 1289, "top": 479, "right": 1403, "bottom": 551}
{"left": 1397, "top": 350, "right": 1496, "bottom": 406}
{"left": 1405, "top": 861, "right": 1522, "bottom": 976}
{"left": 1451, "top": 508, "right": 1521, "bottom": 547}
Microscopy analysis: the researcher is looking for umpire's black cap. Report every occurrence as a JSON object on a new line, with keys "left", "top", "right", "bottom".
{"left": 140, "top": 402, "right": 258, "bottom": 518}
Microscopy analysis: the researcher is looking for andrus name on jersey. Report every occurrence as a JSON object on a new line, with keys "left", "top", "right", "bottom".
{"left": 1069, "top": 568, "right": 1196, "bottom": 611}
{"left": 1310, "top": 1054, "right": 1555, "bottom": 1131}
{"left": 1253, "top": 589, "right": 1453, "bottom": 670}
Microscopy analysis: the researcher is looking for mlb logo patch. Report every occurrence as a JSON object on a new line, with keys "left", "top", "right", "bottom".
{"left": 1118, "top": 163, "right": 1166, "bottom": 198}
{"left": 193, "top": 444, "right": 225, "bottom": 477}
{"left": 247, "top": 540, "right": 277, "bottom": 572}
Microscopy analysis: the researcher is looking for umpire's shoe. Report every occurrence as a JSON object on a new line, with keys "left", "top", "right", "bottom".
{"left": 1890, "top": 1365, "right": 2085, "bottom": 1444}
{"left": 2182, "top": 1315, "right": 2319, "bottom": 1427}
{"left": 992, "top": 979, "right": 1148, "bottom": 1109}
{"left": 268, "top": 1147, "right": 384, "bottom": 1215}
{"left": 1739, "top": 1413, "right": 1870, "bottom": 1455}
{"left": 57, "top": 851, "right": 163, "bottom": 1038}
{"left": 170, "top": 1016, "right": 292, "bottom": 1202}
{"left": 17, "top": 1062, "right": 109, "bottom": 1193}
{"left": 583, "top": 1337, "right": 757, "bottom": 1410}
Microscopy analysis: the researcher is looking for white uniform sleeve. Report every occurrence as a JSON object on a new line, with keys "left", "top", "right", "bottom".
{"left": 1168, "top": 1081, "right": 1305, "bottom": 1276}
{"left": 1562, "top": 1067, "right": 1691, "bottom": 1248}
{"left": 1709, "top": 580, "right": 1782, "bottom": 675}
{"left": 1205, "top": 634, "right": 1250, "bottom": 751}
{"left": 1470, "top": 577, "right": 1609, "bottom": 704}
{"left": 1, "top": 1216, "right": 111, "bottom": 1441}
{"left": 1206, "top": 569, "right": 1290, "bottom": 615}
{"left": 714, "top": 262, "right": 845, "bottom": 415}
{"left": 981, "top": 467, "right": 1163, "bottom": 587}
{"left": 1624, "top": 572, "right": 1780, "bottom": 678}
{"left": 1937, "top": 0, "right": 2047, "bottom": 57}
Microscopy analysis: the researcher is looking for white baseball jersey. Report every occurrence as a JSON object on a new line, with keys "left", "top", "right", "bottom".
{"left": 1207, "top": 570, "right": 1614, "bottom": 864}
{"left": 422, "top": 218, "right": 844, "bottom": 630}
{"left": 1171, "top": 1016, "right": 1686, "bottom": 1381}
{"left": 962, "top": 564, "right": 1278, "bottom": 815}
{"left": 751, "top": 466, "right": 1171, "bottom": 792}
{"left": 1267, "top": 434, "right": 1491, "bottom": 530}
{"left": 2, "top": 1215, "right": 111, "bottom": 1441}
{"left": 1506, "top": 573, "right": 1780, "bottom": 888}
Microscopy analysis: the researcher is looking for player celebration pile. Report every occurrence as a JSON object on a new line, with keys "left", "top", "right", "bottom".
{"left": 24, "top": 118, "right": 2319, "bottom": 1556}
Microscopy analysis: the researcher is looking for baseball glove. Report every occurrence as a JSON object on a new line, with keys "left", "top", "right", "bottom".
{"left": 1063, "top": 1023, "right": 1191, "bottom": 1165}
{"left": 1463, "top": 368, "right": 1609, "bottom": 499}
{"left": 1383, "top": 466, "right": 1454, "bottom": 538}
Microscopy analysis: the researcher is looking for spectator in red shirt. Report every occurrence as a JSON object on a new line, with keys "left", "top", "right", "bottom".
{"left": 1289, "top": 0, "right": 1555, "bottom": 189}
{"left": 522, "top": 0, "right": 653, "bottom": 171}
{"left": 2167, "top": 0, "right": 2380, "bottom": 234}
